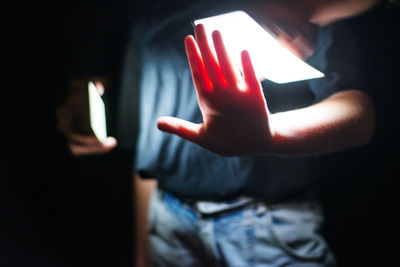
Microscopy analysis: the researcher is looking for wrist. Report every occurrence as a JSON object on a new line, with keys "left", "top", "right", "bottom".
{"left": 261, "top": 113, "right": 303, "bottom": 157}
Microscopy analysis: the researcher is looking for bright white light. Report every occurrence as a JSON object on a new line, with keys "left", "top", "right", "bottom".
{"left": 88, "top": 81, "right": 107, "bottom": 142}
{"left": 194, "top": 11, "right": 324, "bottom": 84}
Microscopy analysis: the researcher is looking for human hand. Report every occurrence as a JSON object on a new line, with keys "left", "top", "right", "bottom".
{"left": 157, "top": 24, "right": 273, "bottom": 156}
{"left": 61, "top": 132, "right": 117, "bottom": 156}
{"left": 57, "top": 79, "right": 117, "bottom": 156}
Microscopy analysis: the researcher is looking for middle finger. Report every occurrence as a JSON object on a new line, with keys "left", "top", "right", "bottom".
{"left": 195, "top": 24, "right": 227, "bottom": 88}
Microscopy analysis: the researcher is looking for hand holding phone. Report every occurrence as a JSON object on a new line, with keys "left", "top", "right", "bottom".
{"left": 57, "top": 80, "right": 117, "bottom": 156}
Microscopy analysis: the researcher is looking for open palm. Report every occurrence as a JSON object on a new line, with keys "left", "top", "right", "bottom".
{"left": 158, "top": 24, "right": 272, "bottom": 156}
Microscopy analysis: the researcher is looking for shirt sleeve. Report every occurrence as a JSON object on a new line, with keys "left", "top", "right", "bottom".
{"left": 306, "top": 20, "right": 361, "bottom": 102}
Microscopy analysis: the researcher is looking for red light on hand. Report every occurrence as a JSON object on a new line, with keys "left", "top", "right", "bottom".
{"left": 158, "top": 24, "right": 272, "bottom": 156}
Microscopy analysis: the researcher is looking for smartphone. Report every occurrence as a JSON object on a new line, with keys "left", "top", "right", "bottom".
{"left": 88, "top": 81, "right": 107, "bottom": 142}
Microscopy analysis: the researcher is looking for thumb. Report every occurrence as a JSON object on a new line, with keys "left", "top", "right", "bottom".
{"left": 102, "top": 136, "right": 118, "bottom": 148}
{"left": 157, "top": 116, "right": 202, "bottom": 145}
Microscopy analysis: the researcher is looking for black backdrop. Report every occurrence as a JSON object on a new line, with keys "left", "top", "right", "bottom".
{"left": 2, "top": 1, "right": 135, "bottom": 266}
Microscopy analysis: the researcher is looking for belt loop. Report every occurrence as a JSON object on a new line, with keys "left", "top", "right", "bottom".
{"left": 255, "top": 202, "right": 268, "bottom": 216}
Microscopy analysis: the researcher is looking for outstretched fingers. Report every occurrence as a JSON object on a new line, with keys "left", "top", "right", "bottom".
{"left": 185, "top": 35, "right": 213, "bottom": 93}
{"left": 195, "top": 24, "right": 226, "bottom": 88}
{"left": 212, "top": 30, "right": 243, "bottom": 89}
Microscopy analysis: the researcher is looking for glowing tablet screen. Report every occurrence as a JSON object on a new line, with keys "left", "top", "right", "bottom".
{"left": 194, "top": 11, "right": 324, "bottom": 84}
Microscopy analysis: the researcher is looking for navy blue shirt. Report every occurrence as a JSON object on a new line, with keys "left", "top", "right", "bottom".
{"left": 133, "top": 2, "right": 361, "bottom": 201}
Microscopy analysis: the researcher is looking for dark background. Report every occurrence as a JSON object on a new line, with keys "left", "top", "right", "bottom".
{"left": 1, "top": 1, "right": 399, "bottom": 266}
{"left": 1, "top": 1, "right": 135, "bottom": 266}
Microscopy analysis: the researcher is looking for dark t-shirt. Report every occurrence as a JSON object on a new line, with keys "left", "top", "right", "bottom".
{"left": 132, "top": 2, "right": 362, "bottom": 201}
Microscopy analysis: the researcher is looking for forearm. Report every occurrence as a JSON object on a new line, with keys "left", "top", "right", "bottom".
{"left": 267, "top": 90, "right": 375, "bottom": 156}
{"left": 305, "top": 0, "right": 382, "bottom": 25}
{"left": 134, "top": 173, "right": 157, "bottom": 267}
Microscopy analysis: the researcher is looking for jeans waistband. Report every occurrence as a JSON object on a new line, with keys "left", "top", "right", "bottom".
{"left": 159, "top": 187, "right": 320, "bottom": 217}
{"left": 160, "top": 189, "right": 255, "bottom": 216}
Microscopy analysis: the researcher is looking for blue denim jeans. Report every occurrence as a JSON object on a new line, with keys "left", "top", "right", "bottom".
{"left": 148, "top": 188, "right": 336, "bottom": 267}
